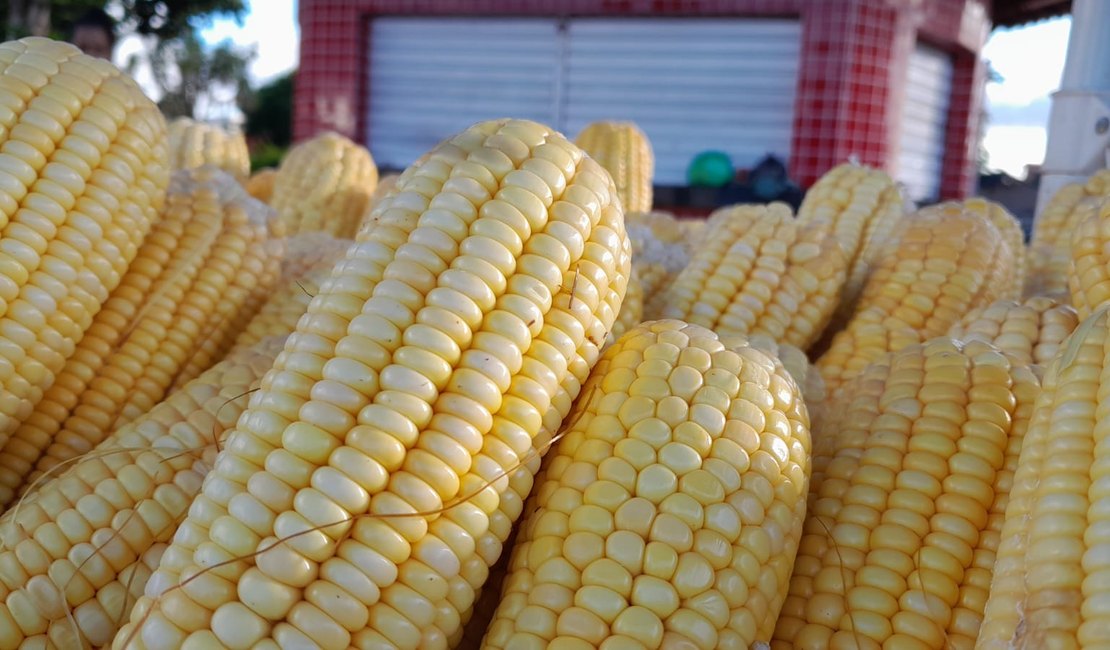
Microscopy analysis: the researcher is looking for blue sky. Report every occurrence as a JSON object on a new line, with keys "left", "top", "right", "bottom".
{"left": 189, "top": 2, "right": 1068, "bottom": 178}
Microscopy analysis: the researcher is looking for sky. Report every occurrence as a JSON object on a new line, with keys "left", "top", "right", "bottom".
{"left": 981, "top": 15, "right": 1072, "bottom": 178}
{"left": 181, "top": 2, "right": 1066, "bottom": 178}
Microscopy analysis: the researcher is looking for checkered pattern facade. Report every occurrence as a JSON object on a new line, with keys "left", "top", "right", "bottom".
{"left": 295, "top": 0, "right": 991, "bottom": 198}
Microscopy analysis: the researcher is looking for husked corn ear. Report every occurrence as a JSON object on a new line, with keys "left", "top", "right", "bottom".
{"left": 277, "top": 231, "right": 353, "bottom": 282}
{"left": 270, "top": 131, "right": 379, "bottom": 238}
{"left": 744, "top": 333, "right": 827, "bottom": 420}
{"left": 962, "top": 197, "right": 1026, "bottom": 299}
{"left": 167, "top": 117, "right": 250, "bottom": 182}
{"left": 0, "top": 338, "right": 282, "bottom": 649}
{"left": 775, "top": 338, "right": 1039, "bottom": 649}
{"left": 0, "top": 37, "right": 168, "bottom": 445}
{"left": 1068, "top": 198, "right": 1110, "bottom": 318}
{"left": 626, "top": 211, "right": 693, "bottom": 320}
{"left": 977, "top": 306, "right": 1110, "bottom": 648}
{"left": 948, "top": 296, "right": 1079, "bottom": 371}
{"left": 2, "top": 167, "right": 282, "bottom": 498}
{"left": 114, "top": 118, "right": 631, "bottom": 650}
{"left": 662, "top": 203, "right": 848, "bottom": 349}
{"left": 816, "top": 203, "right": 1010, "bottom": 393}
{"left": 681, "top": 218, "right": 707, "bottom": 248}
{"left": 610, "top": 266, "right": 643, "bottom": 339}
{"left": 1026, "top": 169, "right": 1110, "bottom": 298}
{"left": 797, "top": 162, "right": 905, "bottom": 316}
{"left": 482, "top": 320, "right": 810, "bottom": 649}
{"left": 245, "top": 168, "right": 277, "bottom": 203}
{"left": 575, "top": 120, "right": 654, "bottom": 213}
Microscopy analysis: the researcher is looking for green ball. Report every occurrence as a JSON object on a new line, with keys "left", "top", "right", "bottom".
{"left": 687, "top": 151, "right": 734, "bottom": 187}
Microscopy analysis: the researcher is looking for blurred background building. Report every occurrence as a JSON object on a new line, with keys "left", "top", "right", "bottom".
{"left": 293, "top": 0, "right": 1073, "bottom": 216}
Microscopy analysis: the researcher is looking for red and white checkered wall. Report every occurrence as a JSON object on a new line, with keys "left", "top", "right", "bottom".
{"left": 295, "top": 0, "right": 990, "bottom": 199}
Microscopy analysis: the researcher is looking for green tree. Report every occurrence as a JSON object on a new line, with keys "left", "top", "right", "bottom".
{"left": 245, "top": 71, "right": 292, "bottom": 147}
{"left": 3, "top": 0, "right": 245, "bottom": 41}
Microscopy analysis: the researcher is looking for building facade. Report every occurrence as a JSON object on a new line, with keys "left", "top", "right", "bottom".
{"left": 294, "top": 0, "right": 1000, "bottom": 203}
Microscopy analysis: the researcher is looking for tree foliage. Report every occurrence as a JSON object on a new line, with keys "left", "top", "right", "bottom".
{"left": 245, "top": 71, "right": 292, "bottom": 147}
{"left": 4, "top": 0, "right": 246, "bottom": 40}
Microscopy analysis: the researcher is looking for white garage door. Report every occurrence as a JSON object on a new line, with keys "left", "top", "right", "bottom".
{"left": 366, "top": 16, "right": 802, "bottom": 184}
{"left": 366, "top": 18, "right": 561, "bottom": 171}
{"left": 564, "top": 18, "right": 801, "bottom": 185}
{"left": 897, "top": 43, "right": 954, "bottom": 203}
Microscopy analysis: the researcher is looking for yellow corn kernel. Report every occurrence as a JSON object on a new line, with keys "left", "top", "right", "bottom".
{"left": 230, "top": 261, "right": 333, "bottom": 352}
{"left": 742, "top": 333, "right": 827, "bottom": 423}
{"left": 0, "top": 337, "right": 282, "bottom": 649}
{"left": 246, "top": 168, "right": 277, "bottom": 203}
{"left": 2, "top": 168, "right": 282, "bottom": 497}
{"left": 816, "top": 202, "right": 1011, "bottom": 393}
{"left": 575, "top": 121, "right": 654, "bottom": 213}
{"left": 797, "top": 162, "right": 905, "bottom": 318}
{"left": 1027, "top": 169, "right": 1110, "bottom": 298}
{"left": 948, "top": 296, "right": 1079, "bottom": 372}
{"left": 663, "top": 203, "right": 848, "bottom": 350}
{"left": 482, "top": 320, "right": 810, "bottom": 649}
{"left": 962, "top": 197, "right": 1026, "bottom": 300}
{"left": 167, "top": 117, "right": 251, "bottom": 182}
{"left": 277, "top": 231, "right": 353, "bottom": 283}
{"left": 113, "top": 119, "right": 631, "bottom": 650}
{"left": 776, "top": 337, "right": 1039, "bottom": 650}
{"left": 0, "top": 37, "right": 169, "bottom": 447}
{"left": 1068, "top": 198, "right": 1110, "bottom": 317}
{"left": 270, "top": 131, "right": 379, "bottom": 238}
{"left": 978, "top": 306, "right": 1110, "bottom": 648}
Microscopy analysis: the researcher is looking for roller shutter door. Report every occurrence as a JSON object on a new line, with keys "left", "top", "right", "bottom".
{"left": 365, "top": 16, "right": 802, "bottom": 184}
{"left": 366, "top": 17, "right": 561, "bottom": 171}
{"left": 897, "top": 43, "right": 954, "bottom": 203}
{"left": 563, "top": 18, "right": 802, "bottom": 185}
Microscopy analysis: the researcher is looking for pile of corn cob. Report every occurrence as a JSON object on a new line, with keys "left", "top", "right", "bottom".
{"left": 5, "top": 36, "right": 1110, "bottom": 650}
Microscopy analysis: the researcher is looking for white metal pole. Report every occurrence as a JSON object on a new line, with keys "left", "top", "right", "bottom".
{"left": 1033, "top": 0, "right": 1110, "bottom": 216}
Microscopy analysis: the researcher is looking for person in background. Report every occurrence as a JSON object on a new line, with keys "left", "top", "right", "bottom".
{"left": 69, "top": 8, "right": 116, "bottom": 60}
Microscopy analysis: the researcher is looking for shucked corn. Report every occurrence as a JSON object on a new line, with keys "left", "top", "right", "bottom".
{"left": 0, "top": 338, "right": 282, "bottom": 649}
{"left": 1026, "top": 169, "right": 1110, "bottom": 298}
{"left": 0, "top": 37, "right": 168, "bottom": 447}
{"left": 114, "top": 118, "right": 631, "bottom": 649}
{"left": 482, "top": 320, "right": 811, "bottom": 649}
{"left": 662, "top": 202, "right": 847, "bottom": 350}
{"left": 575, "top": 121, "right": 654, "bottom": 214}
{"left": 776, "top": 338, "right": 1038, "bottom": 649}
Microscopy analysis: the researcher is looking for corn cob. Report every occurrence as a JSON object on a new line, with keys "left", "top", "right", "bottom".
{"left": 796, "top": 162, "right": 905, "bottom": 319}
{"left": 166, "top": 117, "right": 250, "bottom": 182}
{"left": 113, "top": 118, "right": 631, "bottom": 649}
{"left": 575, "top": 121, "right": 654, "bottom": 214}
{"left": 775, "top": 337, "right": 1039, "bottom": 649}
{"left": 0, "top": 337, "right": 282, "bottom": 649}
{"left": 481, "top": 320, "right": 810, "bottom": 649}
{"left": 0, "top": 37, "right": 168, "bottom": 446}
{"left": 661, "top": 203, "right": 848, "bottom": 350}
{"left": 976, "top": 305, "right": 1110, "bottom": 649}
{"left": 610, "top": 266, "right": 643, "bottom": 340}
{"left": 947, "top": 296, "right": 1078, "bottom": 372}
{"left": 1068, "top": 197, "right": 1110, "bottom": 318}
{"left": 1026, "top": 169, "right": 1110, "bottom": 298}
{"left": 245, "top": 168, "right": 277, "bottom": 204}
{"left": 0, "top": 167, "right": 282, "bottom": 500}
{"left": 270, "top": 131, "right": 379, "bottom": 238}
{"left": 816, "top": 203, "right": 1011, "bottom": 393}
{"left": 963, "top": 197, "right": 1026, "bottom": 300}
{"left": 626, "top": 211, "right": 693, "bottom": 320}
